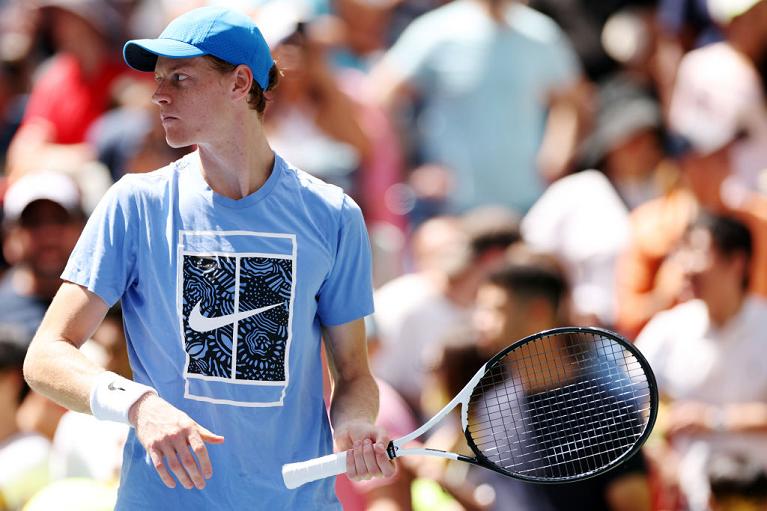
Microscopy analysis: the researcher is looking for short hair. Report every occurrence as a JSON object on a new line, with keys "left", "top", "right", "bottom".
{"left": 461, "top": 206, "right": 521, "bottom": 259}
{"left": 0, "top": 326, "right": 31, "bottom": 404}
{"left": 698, "top": 212, "right": 753, "bottom": 259}
{"left": 695, "top": 211, "right": 753, "bottom": 288}
{"left": 487, "top": 247, "right": 569, "bottom": 314}
{"left": 708, "top": 452, "right": 767, "bottom": 502}
{"left": 204, "top": 56, "right": 281, "bottom": 114}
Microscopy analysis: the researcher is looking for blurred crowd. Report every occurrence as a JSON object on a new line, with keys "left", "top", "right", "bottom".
{"left": 1, "top": 0, "right": 767, "bottom": 509}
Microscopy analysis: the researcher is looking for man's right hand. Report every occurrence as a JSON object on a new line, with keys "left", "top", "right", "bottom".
{"left": 129, "top": 393, "right": 225, "bottom": 490}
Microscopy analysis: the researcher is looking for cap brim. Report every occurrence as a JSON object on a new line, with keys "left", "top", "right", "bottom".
{"left": 123, "top": 38, "right": 206, "bottom": 72}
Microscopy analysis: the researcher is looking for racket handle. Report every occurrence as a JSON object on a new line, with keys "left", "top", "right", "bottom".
{"left": 282, "top": 451, "right": 348, "bottom": 489}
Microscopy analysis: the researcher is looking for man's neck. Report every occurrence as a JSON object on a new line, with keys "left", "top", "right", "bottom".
{"left": 707, "top": 290, "right": 747, "bottom": 329}
{"left": 196, "top": 120, "right": 275, "bottom": 200}
{"left": 0, "top": 409, "right": 19, "bottom": 445}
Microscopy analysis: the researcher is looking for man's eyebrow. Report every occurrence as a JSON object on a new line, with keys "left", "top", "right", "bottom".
{"left": 155, "top": 61, "right": 195, "bottom": 75}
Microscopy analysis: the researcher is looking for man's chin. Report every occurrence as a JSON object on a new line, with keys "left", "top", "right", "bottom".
{"left": 165, "top": 137, "right": 190, "bottom": 149}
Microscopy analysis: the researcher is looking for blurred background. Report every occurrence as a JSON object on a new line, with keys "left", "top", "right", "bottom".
{"left": 2, "top": 0, "right": 767, "bottom": 509}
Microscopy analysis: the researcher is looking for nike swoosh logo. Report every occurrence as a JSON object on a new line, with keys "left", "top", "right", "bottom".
{"left": 107, "top": 381, "right": 126, "bottom": 392}
{"left": 188, "top": 301, "right": 283, "bottom": 333}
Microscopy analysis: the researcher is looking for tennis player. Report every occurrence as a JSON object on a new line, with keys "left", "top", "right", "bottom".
{"left": 23, "top": 6, "right": 394, "bottom": 509}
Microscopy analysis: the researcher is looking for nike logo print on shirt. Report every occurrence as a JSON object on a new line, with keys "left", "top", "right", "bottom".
{"left": 188, "top": 301, "right": 284, "bottom": 333}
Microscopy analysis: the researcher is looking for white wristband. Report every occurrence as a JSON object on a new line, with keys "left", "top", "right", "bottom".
{"left": 89, "top": 371, "right": 157, "bottom": 425}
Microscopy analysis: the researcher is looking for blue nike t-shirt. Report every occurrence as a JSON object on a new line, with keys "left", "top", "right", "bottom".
{"left": 62, "top": 152, "right": 374, "bottom": 510}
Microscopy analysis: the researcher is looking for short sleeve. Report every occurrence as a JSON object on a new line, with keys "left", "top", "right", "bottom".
{"left": 380, "top": 14, "right": 439, "bottom": 90}
{"left": 539, "top": 26, "right": 581, "bottom": 92}
{"left": 634, "top": 314, "right": 672, "bottom": 391}
{"left": 61, "top": 177, "right": 138, "bottom": 306}
{"left": 316, "top": 196, "right": 374, "bottom": 326}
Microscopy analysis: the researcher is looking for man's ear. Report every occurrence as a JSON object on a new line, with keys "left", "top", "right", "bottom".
{"left": 3, "top": 226, "right": 23, "bottom": 265}
{"left": 732, "top": 251, "right": 750, "bottom": 287}
{"left": 231, "top": 64, "right": 254, "bottom": 102}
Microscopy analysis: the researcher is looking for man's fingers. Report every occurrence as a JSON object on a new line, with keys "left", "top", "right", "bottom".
{"left": 174, "top": 436, "right": 206, "bottom": 489}
{"left": 149, "top": 447, "right": 176, "bottom": 489}
{"left": 374, "top": 443, "right": 396, "bottom": 478}
{"left": 361, "top": 439, "right": 383, "bottom": 478}
{"left": 162, "top": 445, "right": 195, "bottom": 490}
{"left": 352, "top": 441, "right": 369, "bottom": 481}
{"left": 198, "top": 425, "right": 225, "bottom": 444}
{"left": 189, "top": 431, "right": 214, "bottom": 480}
{"left": 345, "top": 447, "right": 357, "bottom": 480}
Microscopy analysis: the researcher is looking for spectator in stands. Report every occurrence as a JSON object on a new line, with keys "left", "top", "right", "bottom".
{"left": 0, "top": 328, "right": 50, "bottom": 511}
{"left": 472, "top": 245, "right": 652, "bottom": 511}
{"left": 0, "top": 171, "right": 84, "bottom": 341}
{"left": 5, "top": 0, "right": 129, "bottom": 180}
{"left": 636, "top": 212, "right": 767, "bottom": 511}
{"left": 0, "top": 171, "right": 84, "bottom": 442}
{"left": 372, "top": 207, "right": 519, "bottom": 417}
{"left": 707, "top": 452, "right": 767, "bottom": 511}
{"left": 669, "top": 0, "right": 767, "bottom": 206}
{"left": 370, "top": 0, "right": 589, "bottom": 213}
{"left": 263, "top": 12, "right": 372, "bottom": 202}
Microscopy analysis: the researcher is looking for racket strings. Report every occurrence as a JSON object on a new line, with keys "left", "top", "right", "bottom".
{"left": 466, "top": 331, "right": 652, "bottom": 481}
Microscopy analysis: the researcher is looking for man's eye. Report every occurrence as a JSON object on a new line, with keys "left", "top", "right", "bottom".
{"left": 174, "top": 73, "right": 188, "bottom": 82}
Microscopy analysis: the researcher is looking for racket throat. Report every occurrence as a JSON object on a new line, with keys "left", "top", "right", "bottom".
{"left": 386, "top": 441, "right": 398, "bottom": 459}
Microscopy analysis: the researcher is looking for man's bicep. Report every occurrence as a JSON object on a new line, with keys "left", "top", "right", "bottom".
{"left": 35, "top": 282, "right": 110, "bottom": 348}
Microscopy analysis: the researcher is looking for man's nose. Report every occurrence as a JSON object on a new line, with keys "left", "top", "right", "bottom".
{"left": 152, "top": 81, "right": 171, "bottom": 106}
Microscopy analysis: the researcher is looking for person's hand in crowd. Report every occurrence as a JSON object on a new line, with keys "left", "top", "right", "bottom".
{"left": 664, "top": 401, "right": 722, "bottom": 438}
{"left": 129, "top": 393, "right": 224, "bottom": 490}
{"left": 653, "top": 253, "right": 689, "bottom": 308}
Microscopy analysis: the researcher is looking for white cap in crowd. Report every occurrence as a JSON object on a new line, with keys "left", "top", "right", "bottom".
{"left": 3, "top": 171, "right": 82, "bottom": 224}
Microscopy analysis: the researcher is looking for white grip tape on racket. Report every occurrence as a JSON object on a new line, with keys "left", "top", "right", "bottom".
{"left": 282, "top": 451, "right": 348, "bottom": 489}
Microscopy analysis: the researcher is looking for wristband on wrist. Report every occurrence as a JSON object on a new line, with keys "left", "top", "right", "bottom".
{"left": 89, "top": 371, "right": 157, "bottom": 425}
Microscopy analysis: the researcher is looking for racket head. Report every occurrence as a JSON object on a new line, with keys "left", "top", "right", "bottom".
{"left": 463, "top": 326, "right": 658, "bottom": 483}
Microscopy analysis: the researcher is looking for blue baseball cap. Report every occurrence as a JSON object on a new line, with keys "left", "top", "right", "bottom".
{"left": 123, "top": 6, "right": 274, "bottom": 89}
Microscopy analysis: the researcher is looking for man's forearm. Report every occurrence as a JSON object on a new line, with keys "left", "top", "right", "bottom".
{"left": 330, "top": 373, "right": 380, "bottom": 428}
{"left": 24, "top": 333, "right": 103, "bottom": 414}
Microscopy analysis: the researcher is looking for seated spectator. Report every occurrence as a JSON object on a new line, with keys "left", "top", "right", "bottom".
{"left": 263, "top": 14, "right": 371, "bottom": 199}
{"left": 521, "top": 170, "right": 630, "bottom": 327}
{"left": 372, "top": 207, "right": 519, "bottom": 417}
{"left": 5, "top": 0, "right": 130, "bottom": 180}
{"left": 472, "top": 245, "right": 652, "bottom": 511}
{"left": 0, "top": 328, "right": 50, "bottom": 511}
{"left": 707, "top": 453, "right": 767, "bottom": 511}
{"left": 1, "top": 171, "right": 85, "bottom": 442}
{"left": 614, "top": 181, "right": 699, "bottom": 339}
{"left": 636, "top": 212, "right": 767, "bottom": 511}
{"left": 669, "top": 0, "right": 767, "bottom": 201}
{"left": 0, "top": 171, "right": 84, "bottom": 341}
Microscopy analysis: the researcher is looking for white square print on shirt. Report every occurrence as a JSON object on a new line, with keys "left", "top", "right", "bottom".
{"left": 176, "top": 230, "right": 296, "bottom": 407}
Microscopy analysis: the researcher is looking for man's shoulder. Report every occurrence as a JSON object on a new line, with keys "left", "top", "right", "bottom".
{"left": 636, "top": 299, "right": 707, "bottom": 345}
{"left": 654, "top": 299, "right": 707, "bottom": 324}
{"left": 507, "top": 3, "right": 569, "bottom": 45}
{"left": 279, "top": 158, "right": 350, "bottom": 213}
{"left": 109, "top": 156, "right": 186, "bottom": 200}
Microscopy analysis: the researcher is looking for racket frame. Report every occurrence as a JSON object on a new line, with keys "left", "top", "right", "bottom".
{"left": 282, "top": 326, "right": 658, "bottom": 489}
{"left": 388, "top": 326, "right": 659, "bottom": 484}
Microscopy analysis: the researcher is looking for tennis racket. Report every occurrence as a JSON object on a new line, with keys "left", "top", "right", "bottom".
{"left": 282, "top": 326, "right": 658, "bottom": 489}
